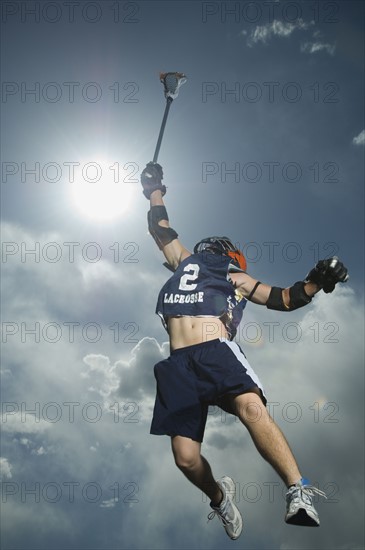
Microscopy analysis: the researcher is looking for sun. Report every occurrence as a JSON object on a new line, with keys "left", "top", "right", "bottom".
{"left": 70, "top": 159, "right": 133, "bottom": 221}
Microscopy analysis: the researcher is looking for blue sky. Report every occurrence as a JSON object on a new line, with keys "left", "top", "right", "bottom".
{"left": 1, "top": 1, "right": 364, "bottom": 549}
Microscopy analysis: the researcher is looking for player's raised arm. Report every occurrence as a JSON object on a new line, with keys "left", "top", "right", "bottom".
{"left": 140, "top": 162, "right": 191, "bottom": 271}
{"left": 230, "top": 257, "right": 349, "bottom": 310}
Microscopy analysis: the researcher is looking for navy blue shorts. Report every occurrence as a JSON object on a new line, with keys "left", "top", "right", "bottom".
{"left": 150, "top": 338, "right": 267, "bottom": 443}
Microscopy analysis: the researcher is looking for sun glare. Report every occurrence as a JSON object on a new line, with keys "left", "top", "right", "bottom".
{"left": 70, "top": 160, "right": 133, "bottom": 221}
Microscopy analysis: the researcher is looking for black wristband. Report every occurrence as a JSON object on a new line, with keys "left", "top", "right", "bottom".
{"left": 247, "top": 281, "right": 261, "bottom": 301}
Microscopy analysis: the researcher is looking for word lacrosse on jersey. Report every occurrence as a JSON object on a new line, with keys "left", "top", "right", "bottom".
{"left": 156, "top": 252, "right": 247, "bottom": 339}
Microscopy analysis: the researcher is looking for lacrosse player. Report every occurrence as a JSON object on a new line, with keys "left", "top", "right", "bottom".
{"left": 141, "top": 162, "right": 348, "bottom": 539}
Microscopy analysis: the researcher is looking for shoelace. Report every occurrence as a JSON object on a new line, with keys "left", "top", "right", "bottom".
{"left": 207, "top": 498, "right": 230, "bottom": 525}
{"left": 207, "top": 510, "right": 229, "bottom": 526}
{"left": 288, "top": 484, "right": 327, "bottom": 503}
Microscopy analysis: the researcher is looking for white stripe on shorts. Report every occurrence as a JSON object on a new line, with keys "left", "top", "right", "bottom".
{"left": 219, "top": 337, "right": 267, "bottom": 400}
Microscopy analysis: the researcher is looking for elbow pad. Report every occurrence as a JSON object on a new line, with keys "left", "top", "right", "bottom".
{"left": 147, "top": 205, "right": 178, "bottom": 250}
{"left": 266, "top": 287, "right": 287, "bottom": 311}
{"left": 288, "top": 281, "right": 312, "bottom": 309}
{"left": 267, "top": 282, "right": 312, "bottom": 311}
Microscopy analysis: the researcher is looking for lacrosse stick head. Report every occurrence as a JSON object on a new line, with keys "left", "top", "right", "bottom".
{"left": 160, "top": 72, "right": 187, "bottom": 100}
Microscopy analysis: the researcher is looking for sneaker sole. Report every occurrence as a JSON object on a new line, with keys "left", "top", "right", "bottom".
{"left": 286, "top": 509, "right": 319, "bottom": 527}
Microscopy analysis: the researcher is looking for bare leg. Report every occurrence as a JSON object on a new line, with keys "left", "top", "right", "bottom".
{"left": 232, "top": 391, "right": 301, "bottom": 487}
{"left": 171, "top": 435, "right": 223, "bottom": 505}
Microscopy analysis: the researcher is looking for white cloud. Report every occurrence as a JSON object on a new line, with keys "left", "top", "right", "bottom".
{"left": 90, "top": 441, "right": 100, "bottom": 452}
{"left": 1, "top": 412, "right": 51, "bottom": 434}
{"left": 352, "top": 129, "right": 365, "bottom": 146}
{"left": 0, "top": 221, "right": 148, "bottom": 324}
{"left": 79, "top": 259, "right": 120, "bottom": 288}
{"left": 247, "top": 19, "right": 314, "bottom": 47}
{"left": 99, "top": 498, "right": 118, "bottom": 508}
{"left": 246, "top": 19, "right": 335, "bottom": 56}
{"left": 2, "top": 217, "right": 363, "bottom": 550}
{"left": 301, "top": 41, "right": 336, "bottom": 55}
{"left": 82, "top": 337, "right": 169, "bottom": 404}
{"left": 13, "top": 437, "right": 53, "bottom": 456}
{"left": 32, "top": 446, "right": 46, "bottom": 456}
{"left": 0, "top": 457, "right": 13, "bottom": 480}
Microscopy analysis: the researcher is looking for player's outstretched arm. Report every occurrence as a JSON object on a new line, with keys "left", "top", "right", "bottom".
{"left": 230, "top": 257, "right": 349, "bottom": 311}
{"left": 141, "top": 162, "right": 191, "bottom": 270}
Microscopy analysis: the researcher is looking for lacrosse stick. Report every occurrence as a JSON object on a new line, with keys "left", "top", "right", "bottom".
{"left": 152, "top": 72, "right": 187, "bottom": 163}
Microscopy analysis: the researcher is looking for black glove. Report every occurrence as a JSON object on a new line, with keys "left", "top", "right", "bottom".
{"left": 140, "top": 162, "right": 166, "bottom": 199}
{"left": 306, "top": 257, "right": 349, "bottom": 293}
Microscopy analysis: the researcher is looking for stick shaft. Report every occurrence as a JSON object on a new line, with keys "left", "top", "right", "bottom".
{"left": 153, "top": 97, "right": 173, "bottom": 163}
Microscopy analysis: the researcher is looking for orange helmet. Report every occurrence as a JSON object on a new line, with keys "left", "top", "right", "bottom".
{"left": 194, "top": 236, "right": 247, "bottom": 271}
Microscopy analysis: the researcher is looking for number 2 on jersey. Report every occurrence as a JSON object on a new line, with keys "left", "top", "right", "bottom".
{"left": 178, "top": 264, "right": 200, "bottom": 291}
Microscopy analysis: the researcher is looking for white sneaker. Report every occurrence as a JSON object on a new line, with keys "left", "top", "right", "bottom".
{"left": 207, "top": 476, "right": 243, "bottom": 540}
{"left": 285, "top": 478, "right": 327, "bottom": 526}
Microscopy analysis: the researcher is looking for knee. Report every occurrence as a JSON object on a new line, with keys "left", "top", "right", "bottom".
{"left": 234, "top": 393, "right": 268, "bottom": 424}
{"left": 172, "top": 444, "right": 200, "bottom": 471}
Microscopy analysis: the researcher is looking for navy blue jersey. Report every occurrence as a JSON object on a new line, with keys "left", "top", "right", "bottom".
{"left": 156, "top": 252, "right": 247, "bottom": 339}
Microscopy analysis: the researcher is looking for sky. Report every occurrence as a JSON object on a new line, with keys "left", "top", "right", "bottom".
{"left": 1, "top": 1, "right": 364, "bottom": 549}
